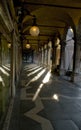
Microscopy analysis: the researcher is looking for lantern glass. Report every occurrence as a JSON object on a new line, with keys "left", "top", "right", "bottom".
{"left": 29, "top": 26, "right": 40, "bottom": 36}
{"left": 26, "top": 44, "right": 30, "bottom": 49}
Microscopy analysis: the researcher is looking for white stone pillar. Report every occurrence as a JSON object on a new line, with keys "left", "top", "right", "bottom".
{"left": 48, "top": 41, "right": 52, "bottom": 70}
{"left": 44, "top": 44, "right": 47, "bottom": 66}
{"left": 41, "top": 47, "right": 44, "bottom": 65}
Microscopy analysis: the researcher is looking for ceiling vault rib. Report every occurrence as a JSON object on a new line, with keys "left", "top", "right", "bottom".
{"left": 25, "top": 39, "right": 47, "bottom": 41}
{"left": 22, "top": 2, "right": 81, "bottom": 10}
{"left": 23, "top": 34, "right": 55, "bottom": 37}
{"left": 23, "top": 24, "right": 65, "bottom": 28}
{"left": 38, "top": 25, "right": 65, "bottom": 28}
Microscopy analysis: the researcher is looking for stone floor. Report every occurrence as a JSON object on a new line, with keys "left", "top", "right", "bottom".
{"left": 3, "top": 63, "right": 81, "bottom": 130}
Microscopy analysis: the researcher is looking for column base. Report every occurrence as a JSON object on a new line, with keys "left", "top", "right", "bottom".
{"left": 59, "top": 69, "right": 65, "bottom": 75}
{"left": 72, "top": 73, "right": 81, "bottom": 86}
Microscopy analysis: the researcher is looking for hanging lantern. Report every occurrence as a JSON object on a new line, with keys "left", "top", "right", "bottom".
{"left": 29, "top": 15, "right": 40, "bottom": 36}
{"left": 26, "top": 43, "right": 30, "bottom": 49}
{"left": 8, "top": 43, "right": 11, "bottom": 48}
{"left": 25, "top": 39, "right": 31, "bottom": 49}
{"left": 29, "top": 26, "right": 40, "bottom": 36}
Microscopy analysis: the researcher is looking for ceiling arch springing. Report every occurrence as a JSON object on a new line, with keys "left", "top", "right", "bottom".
{"left": 13, "top": 0, "right": 81, "bottom": 51}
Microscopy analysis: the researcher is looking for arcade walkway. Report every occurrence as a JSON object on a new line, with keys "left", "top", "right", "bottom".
{"left": 3, "top": 63, "right": 81, "bottom": 130}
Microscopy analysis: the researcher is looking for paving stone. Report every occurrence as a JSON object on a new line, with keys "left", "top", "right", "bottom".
{"left": 53, "top": 120, "right": 79, "bottom": 130}
{"left": 6, "top": 63, "right": 81, "bottom": 130}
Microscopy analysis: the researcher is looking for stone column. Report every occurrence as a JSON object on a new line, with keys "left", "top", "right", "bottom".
{"left": 10, "top": 30, "right": 16, "bottom": 97}
{"left": 73, "top": 18, "right": 81, "bottom": 83}
{"left": 44, "top": 44, "right": 47, "bottom": 66}
{"left": 74, "top": 45, "right": 81, "bottom": 73}
{"left": 41, "top": 47, "right": 44, "bottom": 65}
{"left": 60, "top": 40, "right": 66, "bottom": 75}
{"left": 60, "top": 26, "right": 68, "bottom": 75}
{"left": 48, "top": 41, "right": 52, "bottom": 70}
{"left": 0, "top": 33, "right": 2, "bottom": 65}
{"left": 43, "top": 46, "right": 45, "bottom": 66}
{"left": 15, "top": 41, "right": 19, "bottom": 84}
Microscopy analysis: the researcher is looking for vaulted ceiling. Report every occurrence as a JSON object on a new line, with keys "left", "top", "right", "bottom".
{"left": 13, "top": 0, "right": 81, "bottom": 51}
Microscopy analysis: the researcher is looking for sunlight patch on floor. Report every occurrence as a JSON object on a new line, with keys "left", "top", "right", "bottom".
{"left": 27, "top": 67, "right": 43, "bottom": 76}
{"left": 33, "top": 70, "right": 51, "bottom": 101}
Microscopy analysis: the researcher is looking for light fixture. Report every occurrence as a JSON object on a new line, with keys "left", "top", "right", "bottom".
{"left": 29, "top": 15, "right": 40, "bottom": 36}
{"left": 26, "top": 44, "right": 30, "bottom": 49}
{"left": 25, "top": 40, "right": 31, "bottom": 49}
{"left": 8, "top": 43, "right": 11, "bottom": 48}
